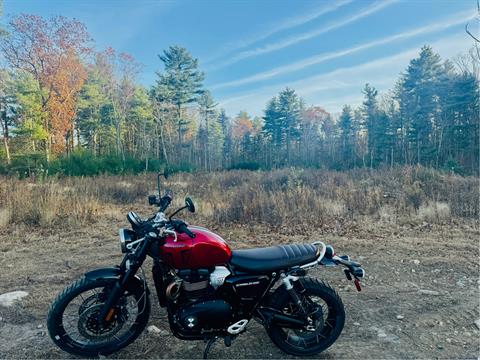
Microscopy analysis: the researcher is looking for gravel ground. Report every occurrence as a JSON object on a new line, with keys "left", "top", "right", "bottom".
{"left": 0, "top": 218, "right": 479, "bottom": 359}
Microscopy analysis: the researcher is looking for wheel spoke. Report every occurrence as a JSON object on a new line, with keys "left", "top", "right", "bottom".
{"left": 277, "top": 289, "right": 338, "bottom": 350}
{"left": 54, "top": 282, "right": 145, "bottom": 352}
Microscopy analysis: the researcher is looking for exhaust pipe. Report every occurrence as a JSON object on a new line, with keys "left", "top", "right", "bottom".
{"left": 271, "top": 313, "right": 307, "bottom": 329}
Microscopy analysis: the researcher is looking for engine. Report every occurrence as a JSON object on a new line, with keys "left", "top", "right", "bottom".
{"left": 177, "top": 299, "right": 233, "bottom": 334}
{"left": 178, "top": 268, "right": 211, "bottom": 300}
{"left": 166, "top": 267, "right": 234, "bottom": 338}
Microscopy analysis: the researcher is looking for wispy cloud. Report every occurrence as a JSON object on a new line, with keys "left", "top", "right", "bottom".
{"left": 219, "top": 50, "right": 414, "bottom": 108}
{"left": 204, "top": 0, "right": 352, "bottom": 65}
{"left": 210, "top": 0, "right": 398, "bottom": 71}
{"left": 211, "top": 9, "right": 476, "bottom": 90}
{"left": 218, "top": 33, "right": 472, "bottom": 115}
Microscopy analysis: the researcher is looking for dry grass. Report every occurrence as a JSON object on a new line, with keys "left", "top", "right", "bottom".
{"left": 0, "top": 166, "right": 479, "bottom": 359}
{"left": 0, "top": 166, "right": 478, "bottom": 230}
{"left": 177, "top": 166, "right": 478, "bottom": 227}
{"left": 0, "top": 175, "right": 151, "bottom": 227}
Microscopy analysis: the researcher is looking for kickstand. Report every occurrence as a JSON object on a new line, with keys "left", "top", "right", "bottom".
{"left": 203, "top": 337, "right": 217, "bottom": 359}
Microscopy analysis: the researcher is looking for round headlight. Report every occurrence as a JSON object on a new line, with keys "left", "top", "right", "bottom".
{"left": 119, "top": 229, "right": 127, "bottom": 253}
{"left": 119, "top": 228, "right": 135, "bottom": 253}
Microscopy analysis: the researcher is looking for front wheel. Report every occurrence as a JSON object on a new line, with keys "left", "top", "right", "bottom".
{"left": 266, "top": 278, "right": 345, "bottom": 356}
{"left": 47, "top": 276, "right": 150, "bottom": 357}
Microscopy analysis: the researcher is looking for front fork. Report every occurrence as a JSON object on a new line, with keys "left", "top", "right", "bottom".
{"left": 98, "top": 236, "right": 151, "bottom": 323}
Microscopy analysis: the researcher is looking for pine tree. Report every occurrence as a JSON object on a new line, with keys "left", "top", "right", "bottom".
{"left": 277, "top": 88, "right": 302, "bottom": 165}
{"left": 0, "top": 69, "right": 17, "bottom": 164}
{"left": 362, "top": 83, "right": 379, "bottom": 168}
{"left": 12, "top": 71, "right": 47, "bottom": 153}
{"left": 218, "top": 109, "right": 231, "bottom": 168}
{"left": 127, "top": 86, "right": 154, "bottom": 163}
{"left": 262, "top": 97, "right": 279, "bottom": 167}
{"left": 197, "top": 90, "right": 217, "bottom": 170}
{"left": 76, "top": 65, "right": 111, "bottom": 156}
{"left": 398, "top": 46, "right": 445, "bottom": 166}
{"left": 154, "top": 46, "right": 204, "bottom": 161}
{"left": 338, "top": 105, "right": 354, "bottom": 168}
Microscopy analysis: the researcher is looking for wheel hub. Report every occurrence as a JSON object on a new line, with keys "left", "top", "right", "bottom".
{"left": 292, "top": 303, "right": 325, "bottom": 336}
{"left": 78, "top": 303, "right": 125, "bottom": 341}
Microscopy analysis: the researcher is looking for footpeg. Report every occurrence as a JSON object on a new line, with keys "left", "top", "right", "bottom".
{"left": 227, "top": 319, "right": 248, "bottom": 334}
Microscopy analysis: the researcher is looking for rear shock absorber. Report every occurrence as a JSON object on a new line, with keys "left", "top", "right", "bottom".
{"left": 281, "top": 273, "right": 308, "bottom": 317}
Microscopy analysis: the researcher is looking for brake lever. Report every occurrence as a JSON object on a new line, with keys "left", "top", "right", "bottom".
{"left": 336, "top": 254, "right": 365, "bottom": 292}
{"left": 343, "top": 268, "right": 363, "bottom": 292}
{"left": 162, "top": 228, "right": 177, "bottom": 242}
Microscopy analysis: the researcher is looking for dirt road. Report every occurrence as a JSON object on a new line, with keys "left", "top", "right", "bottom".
{"left": 0, "top": 218, "right": 479, "bottom": 359}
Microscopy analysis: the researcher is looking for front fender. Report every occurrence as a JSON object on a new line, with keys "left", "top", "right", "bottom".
{"left": 84, "top": 267, "right": 149, "bottom": 295}
{"left": 85, "top": 267, "right": 122, "bottom": 281}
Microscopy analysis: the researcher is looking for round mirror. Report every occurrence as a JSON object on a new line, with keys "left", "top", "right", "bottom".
{"left": 185, "top": 197, "right": 195, "bottom": 213}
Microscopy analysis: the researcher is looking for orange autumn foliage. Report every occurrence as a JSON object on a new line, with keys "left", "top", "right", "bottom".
{"left": 232, "top": 117, "right": 254, "bottom": 139}
{"left": 49, "top": 51, "right": 87, "bottom": 154}
{"left": 0, "top": 14, "right": 91, "bottom": 156}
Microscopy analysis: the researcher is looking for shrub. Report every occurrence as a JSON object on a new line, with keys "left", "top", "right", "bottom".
{"left": 228, "top": 162, "right": 261, "bottom": 171}
{"left": 0, "top": 166, "right": 477, "bottom": 230}
{"left": 167, "top": 162, "right": 197, "bottom": 174}
{"left": 417, "top": 202, "right": 451, "bottom": 223}
{"left": 48, "top": 151, "right": 167, "bottom": 176}
{"left": 7, "top": 153, "right": 48, "bottom": 178}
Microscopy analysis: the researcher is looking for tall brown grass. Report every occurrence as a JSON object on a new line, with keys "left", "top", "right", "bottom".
{"left": 0, "top": 166, "right": 478, "bottom": 229}
{"left": 0, "top": 175, "right": 152, "bottom": 227}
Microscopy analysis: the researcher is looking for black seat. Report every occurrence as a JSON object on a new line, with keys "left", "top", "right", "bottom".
{"left": 230, "top": 244, "right": 320, "bottom": 274}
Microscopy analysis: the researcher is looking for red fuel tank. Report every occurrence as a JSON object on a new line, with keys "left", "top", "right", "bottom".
{"left": 159, "top": 226, "right": 232, "bottom": 269}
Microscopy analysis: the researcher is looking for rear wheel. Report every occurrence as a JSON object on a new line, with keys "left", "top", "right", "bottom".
{"left": 47, "top": 276, "right": 150, "bottom": 357}
{"left": 266, "top": 278, "right": 345, "bottom": 356}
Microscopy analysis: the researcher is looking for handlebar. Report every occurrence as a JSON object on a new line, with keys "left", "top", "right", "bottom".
{"left": 331, "top": 255, "right": 365, "bottom": 279}
{"left": 332, "top": 255, "right": 360, "bottom": 268}
{"left": 174, "top": 220, "right": 196, "bottom": 239}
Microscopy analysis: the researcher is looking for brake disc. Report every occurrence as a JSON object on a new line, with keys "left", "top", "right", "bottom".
{"left": 77, "top": 303, "right": 125, "bottom": 341}
{"left": 78, "top": 294, "right": 101, "bottom": 315}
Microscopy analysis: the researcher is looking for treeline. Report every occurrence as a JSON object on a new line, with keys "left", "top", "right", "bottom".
{"left": 0, "top": 14, "right": 478, "bottom": 176}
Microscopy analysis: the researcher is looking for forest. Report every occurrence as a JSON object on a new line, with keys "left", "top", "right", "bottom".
{"left": 0, "top": 13, "right": 478, "bottom": 177}
{"left": 0, "top": 6, "right": 479, "bottom": 360}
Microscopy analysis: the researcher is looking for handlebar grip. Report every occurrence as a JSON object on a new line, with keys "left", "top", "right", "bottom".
{"left": 164, "top": 188, "right": 174, "bottom": 200}
{"left": 158, "top": 196, "right": 172, "bottom": 213}
{"left": 333, "top": 255, "right": 360, "bottom": 268}
{"left": 179, "top": 223, "right": 195, "bottom": 238}
{"left": 158, "top": 189, "right": 174, "bottom": 212}
{"left": 351, "top": 266, "right": 365, "bottom": 278}
{"left": 159, "top": 197, "right": 170, "bottom": 212}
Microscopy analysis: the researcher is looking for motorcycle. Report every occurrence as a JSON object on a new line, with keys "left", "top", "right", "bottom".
{"left": 47, "top": 171, "right": 365, "bottom": 358}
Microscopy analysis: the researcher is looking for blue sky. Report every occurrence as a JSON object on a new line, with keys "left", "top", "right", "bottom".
{"left": 3, "top": 0, "right": 478, "bottom": 117}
